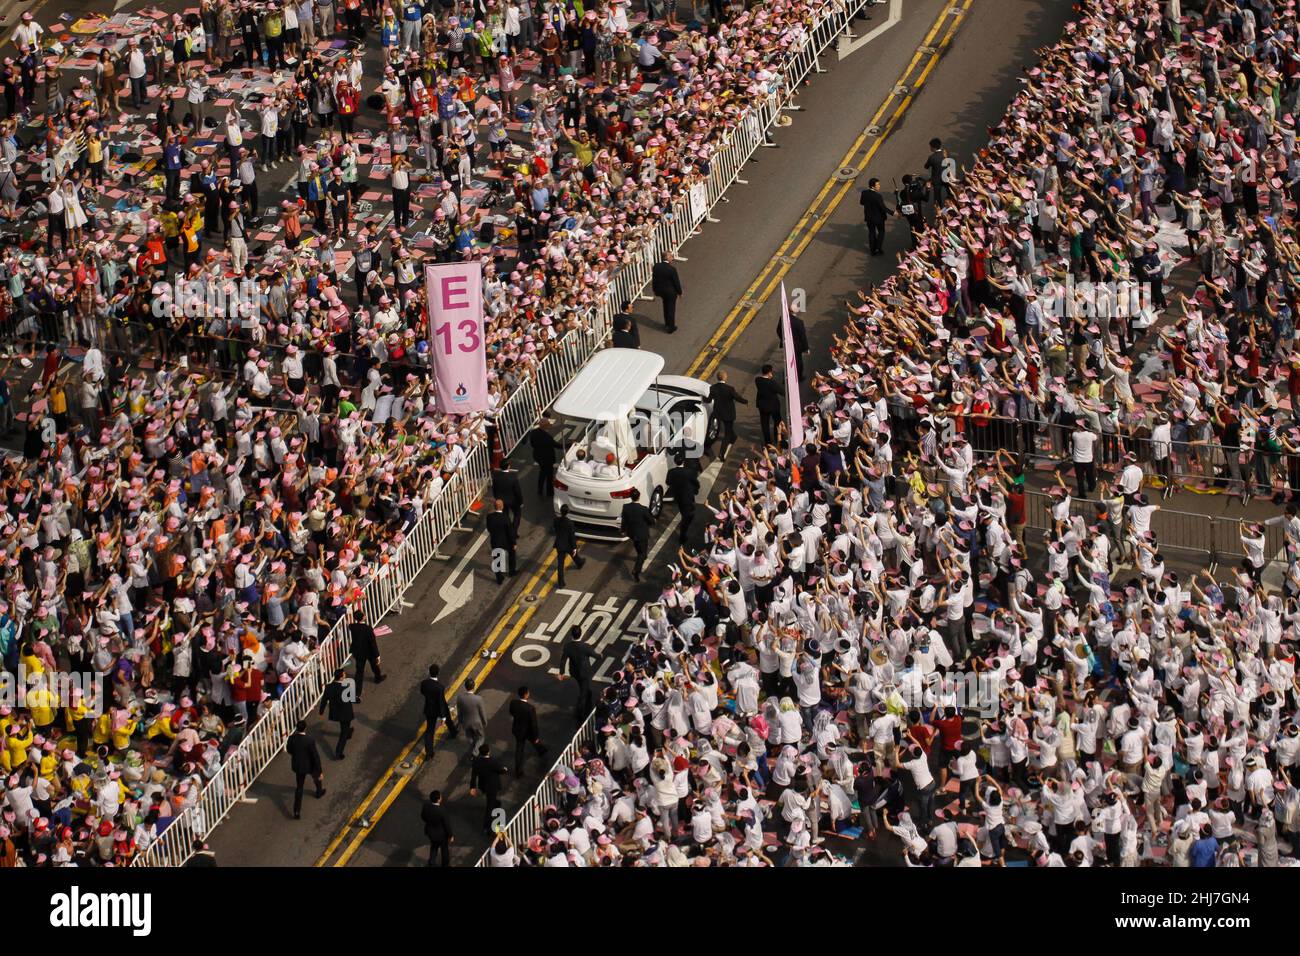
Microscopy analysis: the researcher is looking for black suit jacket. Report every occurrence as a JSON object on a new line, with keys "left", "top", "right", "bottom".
{"left": 485, "top": 510, "right": 517, "bottom": 549}
{"left": 561, "top": 639, "right": 599, "bottom": 682}
{"left": 470, "top": 754, "right": 509, "bottom": 796}
{"left": 612, "top": 311, "right": 640, "bottom": 347}
{"left": 860, "top": 187, "right": 890, "bottom": 225}
{"left": 492, "top": 468, "right": 524, "bottom": 507}
{"left": 780, "top": 314, "right": 810, "bottom": 354}
{"left": 665, "top": 465, "right": 700, "bottom": 507}
{"left": 707, "top": 381, "right": 747, "bottom": 422}
{"left": 319, "top": 679, "right": 355, "bottom": 723}
{"left": 553, "top": 513, "right": 579, "bottom": 553}
{"left": 509, "top": 697, "right": 540, "bottom": 741}
{"left": 287, "top": 731, "right": 322, "bottom": 776}
{"left": 620, "top": 501, "right": 652, "bottom": 542}
{"left": 349, "top": 622, "right": 379, "bottom": 661}
{"left": 420, "top": 677, "right": 452, "bottom": 720}
{"left": 529, "top": 427, "right": 560, "bottom": 466}
{"left": 651, "top": 261, "right": 683, "bottom": 298}
{"left": 755, "top": 374, "right": 782, "bottom": 413}
{"left": 422, "top": 801, "right": 451, "bottom": 841}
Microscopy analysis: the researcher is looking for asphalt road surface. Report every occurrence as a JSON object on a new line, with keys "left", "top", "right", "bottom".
{"left": 190, "top": 0, "right": 1101, "bottom": 868}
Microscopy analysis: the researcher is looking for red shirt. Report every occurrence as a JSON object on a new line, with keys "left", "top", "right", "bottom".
{"left": 908, "top": 722, "right": 936, "bottom": 755}
{"left": 1006, "top": 487, "right": 1026, "bottom": 526}
{"left": 935, "top": 715, "right": 964, "bottom": 750}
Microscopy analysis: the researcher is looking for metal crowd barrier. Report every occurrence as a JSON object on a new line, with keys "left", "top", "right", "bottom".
{"left": 136, "top": 0, "right": 868, "bottom": 868}
{"left": 133, "top": 439, "right": 492, "bottom": 867}
{"left": 1023, "top": 490, "right": 1291, "bottom": 572}
{"left": 988, "top": 413, "right": 1293, "bottom": 497}
{"left": 473, "top": 710, "right": 602, "bottom": 866}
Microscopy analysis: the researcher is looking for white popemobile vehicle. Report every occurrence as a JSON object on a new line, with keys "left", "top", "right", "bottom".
{"left": 551, "top": 348, "right": 714, "bottom": 540}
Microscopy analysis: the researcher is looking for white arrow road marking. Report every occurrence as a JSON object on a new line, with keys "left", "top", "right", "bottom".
{"left": 838, "top": 0, "right": 903, "bottom": 60}
{"left": 431, "top": 531, "right": 488, "bottom": 624}
{"left": 643, "top": 460, "right": 724, "bottom": 570}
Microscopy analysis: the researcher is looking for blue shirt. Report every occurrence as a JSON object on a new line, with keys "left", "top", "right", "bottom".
{"left": 437, "top": 90, "right": 457, "bottom": 120}
{"left": 1189, "top": 835, "right": 1218, "bottom": 867}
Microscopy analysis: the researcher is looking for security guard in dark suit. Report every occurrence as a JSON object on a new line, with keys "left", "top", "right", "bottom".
{"left": 286, "top": 720, "right": 325, "bottom": 820}
{"left": 755, "top": 364, "right": 783, "bottom": 447}
{"left": 612, "top": 301, "right": 640, "bottom": 348}
{"left": 651, "top": 253, "right": 683, "bottom": 332}
{"left": 419, "top": 663, "right": 457, "bottom": 759}
{"left": 485, "top": 498, "right": 517, "bottom": 583}
{"left": 317, "top": 668, "right": 355, "bottom": 759}
{"left": 780, "top": 307, "right": 811, "bottom": 382}
{"left": 859, "top": 176, "right": 893, "bottom": 256}
{"left": 469, "top": 743, "right": 510, "bottom": 833}
{"left": 553, "top": 502, "right": 584, "bottom": 587}
{"left": 559, "top": 624, "right": 600, "bottom": 722}
{"left": 528, "top": 420, "right": 561, "bottom": 497}
{"left": 421, "top": 789, "right": 453, "bottom": 866}
{"left": 619, "top": 488, "right": 654, "bottom": 580}
{"left": 491, "top": 461, "right": 525, "bottom": 533}
{"left": 509, "top": 686, "right": 547, "bottom": 775}
{"left": 706, "top": 370, "right": 748, "bottom": 461}
{"left": 665, "top": 453, "right": 700, "bottom": 545}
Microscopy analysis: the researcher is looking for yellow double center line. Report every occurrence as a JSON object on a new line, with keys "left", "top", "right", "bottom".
{"left": 688, "top": 0, "right": 974, "bottom": 381}
{"left": 316, "top": 0, "right": 973, "bottom": 867}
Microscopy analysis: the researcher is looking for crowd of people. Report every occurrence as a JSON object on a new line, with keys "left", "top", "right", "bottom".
{"left": 483, "top": 0, "right": 1300, "bottom": 867}
{"left": 0, "top": 0, "right": 837, "bottom": 866}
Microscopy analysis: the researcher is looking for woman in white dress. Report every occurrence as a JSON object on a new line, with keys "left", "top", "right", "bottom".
{"left": 61, "top": 178, "right": 88, "bottom": 245}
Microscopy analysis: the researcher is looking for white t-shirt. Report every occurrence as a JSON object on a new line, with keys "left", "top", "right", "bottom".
{"left": 900, "top": 753, "right": 934, "bottom": 791}
{"left": 1071, "top": 430, "right": 1097, "bottom": 463}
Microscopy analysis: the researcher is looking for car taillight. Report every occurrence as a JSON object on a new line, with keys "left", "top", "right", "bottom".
{"left": 553, "top": 479, "right": 568, "bottom": 491}
{"left": 610, "top": 488, "right": 635, "bottom": 499}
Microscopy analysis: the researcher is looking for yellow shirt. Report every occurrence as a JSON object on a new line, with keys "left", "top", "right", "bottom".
{"left": 145, "top": 714, "right": 177, "bottom": 741}
{"left": 183, "top": 216, "right": 203, "bottom": 252}
{"left": 92, "top": 713, "right": 112, "bottom": 745}
{"left": 5, "top": 729, "right": 32, "bottom": 769}
{"left": 111, "top": 718, "right": 137, "bottom": 751}
{"left": 66, "top": 700, "right": 90, "bottom": 725}
{"left": 87, "top": 137, "right": 103, "bottom": 164}
{"left": 26, "top": 687, "right": 55, "bottom": 728}
{"left": 71, "top": 774, "right": 91, "bottom": 803}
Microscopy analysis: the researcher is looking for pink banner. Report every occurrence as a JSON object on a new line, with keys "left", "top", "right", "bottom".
{"left": 780, "top": 282, "right": 805, "bottom": 449}
{"left": 426, "top": 262, "right": 488, "bottom": 415}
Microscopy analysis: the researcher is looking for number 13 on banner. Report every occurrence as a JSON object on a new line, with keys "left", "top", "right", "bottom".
{"left": 425, "top": 263, "right": 489, "bottom": 414}
{"left": 432, "top": 318, "right": 482, "bottom": 355}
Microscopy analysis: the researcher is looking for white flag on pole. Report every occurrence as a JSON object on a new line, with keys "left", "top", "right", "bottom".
{"left": 780, "top": 282, "right": 805, "bottom": 449}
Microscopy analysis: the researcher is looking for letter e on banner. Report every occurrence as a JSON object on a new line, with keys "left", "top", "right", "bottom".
{"left": 426, "top": 262, "right": 489, "bottom": 414}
